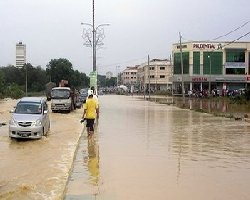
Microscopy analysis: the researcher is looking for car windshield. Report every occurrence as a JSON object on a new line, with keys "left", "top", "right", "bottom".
{"left": 51, "top": 89, "right": 70, "bottom": 99}
{"left": 15, "top": 102, "right": 42, "bottom": 114}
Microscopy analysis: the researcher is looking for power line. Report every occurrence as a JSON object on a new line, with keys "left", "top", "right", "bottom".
{"left": 222, "top": 30, "right": 250, "bottom": 48}
{"left": 180, "top": 19, "right": 250, "bottom": 43}
{"left": 213, "top": 20, "right": 250, "bottom": 40}
{"left": 99, "top": 56, "right": 148, "bottom": 68}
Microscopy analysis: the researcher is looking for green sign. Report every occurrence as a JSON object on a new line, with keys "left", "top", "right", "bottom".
{"left": 89, "top": 71, "right": 97, "bottom": 90}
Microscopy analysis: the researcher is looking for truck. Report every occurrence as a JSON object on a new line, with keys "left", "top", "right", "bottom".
{"left": 50, "top": 80, "right": 78, "bottom": 113}
{"left": 45, "top": 82, "right": 56, "bottom": 101}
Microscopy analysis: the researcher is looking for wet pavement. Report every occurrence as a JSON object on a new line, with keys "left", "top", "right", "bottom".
{"left": 0, "top": 96, "right": 250, "bottom": 200}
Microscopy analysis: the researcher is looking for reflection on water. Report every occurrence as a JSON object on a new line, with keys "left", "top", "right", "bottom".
{"left": 2, "top": 96, "right": 249, "bottom": 199}
{"left": 93, "top": 95, "right": 250, "bottom": 200}
{"left": 87, "top": 136, "right": 100, "bottom": 186}
{"left": 151, "top": 96, "right": 250, "bottom": 114}
{"left": 176, "top": 97, "right": 250, "bottom": 114}
{"left": 65, "top": 125, "right": 101, "bottom": 199}
{"left": 171, "top": 110, "right": 250, "bottom": 172}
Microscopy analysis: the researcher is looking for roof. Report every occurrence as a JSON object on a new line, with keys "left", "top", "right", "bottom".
{"left": 52, "top": 87, "right": 71, "bottom": 90}
{"left": 19, "top": 97, "right": 46, "bottom": 103}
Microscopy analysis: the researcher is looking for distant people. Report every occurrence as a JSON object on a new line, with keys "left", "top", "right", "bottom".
{"left": 90, "top": 86, "right": 99, "bottom": 105}
{"left": 82, "top": 90, "right": 99, "bottom": 136}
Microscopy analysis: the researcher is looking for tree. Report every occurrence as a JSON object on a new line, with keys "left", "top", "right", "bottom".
{"left": 0, "top": 70, "right": 5, "bottom": 98}
{"left": 23, "top": 64, "right": 48, "bottom": 92}
{"left": 46, "top": 58, "right": 74, "bottom": 85}
{"left": 1, "top": 65, "right": 23, "bottom": 86}
{"left": 70, "top": 70, "right": 89, "bottom": 89}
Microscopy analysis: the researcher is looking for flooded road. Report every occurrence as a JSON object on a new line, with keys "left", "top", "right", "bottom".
{"left": 0, "top": 98, "right": 83, "bottom": 200}
{"left": 65, "top": 95, "right": 250, "bottom": 200}
{"left": 1, "top": 96, "right": 250, "bottom": 199}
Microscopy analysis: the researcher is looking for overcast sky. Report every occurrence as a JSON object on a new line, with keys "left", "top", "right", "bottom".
{"left": 0, "top": 0, "right": 249, "bottom": 75}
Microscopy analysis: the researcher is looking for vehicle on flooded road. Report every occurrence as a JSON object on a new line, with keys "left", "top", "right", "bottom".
{"left": 9, "top": 97, "right": 50, "bottom": 139}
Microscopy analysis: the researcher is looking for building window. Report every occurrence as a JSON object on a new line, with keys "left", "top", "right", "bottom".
{"left": 150, "top": 67, "right": 155, "bottom": 70}
{"left": 160, "top": 75, "right": 165, "bottom": 78}
{"left": 225, "top": 50, "right": 245, "bottom": 75}
{"left": 160, "top": 67, "right": 165, "bottom": 70}
{"left": 226, "top": 68, "right": 245, "bottom": 75}
{"left": 193, "top": 52, "right": 200, "bottom": 75}
{"left": 226, "top": 51, "right": 245, "bottom": 62}
{"left": 174, "top": 52, "right": 189, "bottom": 74}
{"left": 203, "top": 52, "right": 223, "bottom": 75}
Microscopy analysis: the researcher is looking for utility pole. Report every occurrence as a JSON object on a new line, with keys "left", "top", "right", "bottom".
{"left": 116, "top": 66, "right": 120, "bottom": 87}
{"left": 170, "top": 54, "right": 173, "bottom": 96}
{"left": 25, "top": 64, "right": 27, "bottom": 96}
{"left": 179, "top": 32, "right": 185, "bottom": 103}
{"left": 143, "top": 67, "right": 146, "bottom": 99}
{"left": 92, "top": 0, "right": 96, "bottom": 72}
{"left": 208, "top": 55, "right": 212, "bottom": 96}
{"left": 148, "top": 55, "right": 150, "bottom": 100}
{"left": 81, "top": 0, "right": 109, "bottom": 89}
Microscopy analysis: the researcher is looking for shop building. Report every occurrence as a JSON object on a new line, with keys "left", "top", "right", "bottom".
{"left": 137, "top": 59, "right": 172, "bottom": 92}
{"left": 121, "top": 66, "right": 138, "bottom": 86}
{"left": 172, "top": 41, "right": 250, "bottom": 95}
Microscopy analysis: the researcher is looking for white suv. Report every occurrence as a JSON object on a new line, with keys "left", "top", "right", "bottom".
{"left": 9, "top": 97, "right": 50, "bottom": 139}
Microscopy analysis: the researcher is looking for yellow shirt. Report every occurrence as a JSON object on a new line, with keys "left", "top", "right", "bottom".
{"left": 84, "top": 97, "right": 98, "bottom": 119}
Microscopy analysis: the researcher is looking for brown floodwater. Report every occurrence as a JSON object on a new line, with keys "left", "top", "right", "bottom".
{"left": 152, "top": 96, "right": 250, "bottom": 115}
{"left": 1, "top": 96, "right": 250, "bottom": 200}
{"left": 65, "top": 95, "right": 250, "bottom": 200}
{"left": 0, "top": 98, "right": 83, "bottom": 200}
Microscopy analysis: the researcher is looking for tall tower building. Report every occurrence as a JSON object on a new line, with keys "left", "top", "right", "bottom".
{"left": 16, "top": 41, "right": 26, "bottom": 67}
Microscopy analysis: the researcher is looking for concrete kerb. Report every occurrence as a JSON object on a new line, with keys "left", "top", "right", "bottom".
{"left": 61, "top": 125, "right": 86, "bottom": 199}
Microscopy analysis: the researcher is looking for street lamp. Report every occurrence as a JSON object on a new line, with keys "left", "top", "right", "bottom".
{"left": 208, "top": 55, "right": 212, "bottom": 95}
{"left": 81, "top": 22, "right": 110, "bottom": 72}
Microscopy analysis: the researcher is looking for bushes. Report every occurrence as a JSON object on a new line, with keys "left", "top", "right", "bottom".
{"left": 4, "top": 84, "right": 25, "bottom": 99}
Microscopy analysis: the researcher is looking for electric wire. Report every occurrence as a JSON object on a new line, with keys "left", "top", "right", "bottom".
{"left": 213, "top": 20, "right": 250, "bottom": 40}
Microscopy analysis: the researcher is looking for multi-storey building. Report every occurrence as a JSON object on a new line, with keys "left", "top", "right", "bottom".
{"left": 16, "top": 42, "right": 26, "bottom": 67}
{"left": 172, "top": 41, "right": 250, "bottom": 94}
{"left": 137, "top": 59, "right": 172, "bottom": 92}
{"left": 121, "top": 66, "right": 138, "bottom": 86}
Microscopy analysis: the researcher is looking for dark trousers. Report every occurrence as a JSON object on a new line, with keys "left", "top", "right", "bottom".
{"left": 86, "top": 119, "right": 95, "bottom": 131}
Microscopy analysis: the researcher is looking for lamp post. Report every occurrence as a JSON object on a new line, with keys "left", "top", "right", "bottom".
{"left": 179, "top": 32, "right": 185, "bottom": 103}
{"left": 81, "top": 22, "right": 110, "bottom": 72}
{"left": 25, "top": 64, "right": 27, "bottom": 96}
{"left": 208, "top": 55, "right": 212, "bottom": 95}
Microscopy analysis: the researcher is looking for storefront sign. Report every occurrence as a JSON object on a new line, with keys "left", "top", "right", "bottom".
{"left": 225, "top": 62, "right": 245, "bottom": 68}
{"left": 247, "top": 76, "right": 250, "bottom": 82}
{"left": 192, "top": 77, "right": 208, "bottom": 82}
{"left": 193, "top": 43, "right": 223, "bottom": 50}
{"left": 216, "top": 77, "right": 246, "bottom": 82}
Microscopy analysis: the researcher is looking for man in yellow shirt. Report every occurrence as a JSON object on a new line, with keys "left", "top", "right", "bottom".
{"left": 82, "top": 90, "right": 99, "bottom": 136}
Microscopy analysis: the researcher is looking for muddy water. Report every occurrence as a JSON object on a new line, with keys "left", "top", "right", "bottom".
{"left": 65, "top": 95, "right": 250, "bottom": 200}
{"left": 0, "top": 98, "right": 84, "bottom": 200}
{"left": 1, "top": 96, "right": 250, "bottom": 200}
{"left": 154, "top": 96, "right": 250, "bottom": 115}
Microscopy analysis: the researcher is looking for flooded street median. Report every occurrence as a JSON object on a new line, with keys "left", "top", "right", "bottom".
{"left": 65, "top": 95, "right": 250, "bottom": 200}
{"left": 1, "top": 95, "right": 250, "bottom": 199}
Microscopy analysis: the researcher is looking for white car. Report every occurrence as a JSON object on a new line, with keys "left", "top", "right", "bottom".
{"left": 9, "top": 97, "right": 50, "bottom": 139}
